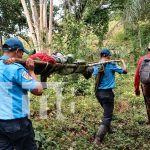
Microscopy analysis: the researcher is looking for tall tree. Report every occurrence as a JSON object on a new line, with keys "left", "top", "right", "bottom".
{"left": 21, "top": 0, "right": 54, "bottom": 53}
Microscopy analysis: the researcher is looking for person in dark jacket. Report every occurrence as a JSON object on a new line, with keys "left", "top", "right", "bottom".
{"left": 134, "top": 44, "right": 150, "bottom": 127}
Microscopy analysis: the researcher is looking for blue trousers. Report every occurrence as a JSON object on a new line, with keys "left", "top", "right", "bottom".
{"left": 0, "top": 117, "right": 37, "bottom": 150}
{"left": 96, "top": 89, "right": 114, "bottom": 127}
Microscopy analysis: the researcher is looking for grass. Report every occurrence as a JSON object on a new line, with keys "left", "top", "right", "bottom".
{"left": 29, "top": 64, "right": 150, "bottom": 150}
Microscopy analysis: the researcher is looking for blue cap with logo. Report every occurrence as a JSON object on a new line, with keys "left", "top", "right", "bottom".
{"left": 2, "top": 37, "right": 30, "bottom": 54}
{"left": 100, "top": 48, "right": 111, "bottom": 57}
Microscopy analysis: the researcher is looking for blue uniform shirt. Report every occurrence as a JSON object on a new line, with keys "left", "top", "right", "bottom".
{"left": 0, "top": 55, "right": 38, "bottom": 120}
{"left": 93, "top": 62, "right": 124, "bottom": 89}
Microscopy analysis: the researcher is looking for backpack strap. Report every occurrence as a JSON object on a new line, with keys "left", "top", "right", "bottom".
{"left": 95, "top": 64, "right": 105, "bottom": 93}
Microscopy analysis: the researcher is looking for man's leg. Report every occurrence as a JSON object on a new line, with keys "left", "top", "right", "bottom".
{"left": 0, "top": 118, "right": 37, "bottom": 150}
{"left": 141, "top": 84, "right": 150, "bottom": 124}
{"left": 96, "top": 90, "right": 114, "bottom": 126}
{"left": 0, "top": 133, "right": 13, "bottom": 150}
{"left": 144, "top": 96, "right": 150, "bottom": 124}
{"left": 101, "top": 101, "right": 114, "bottom": 127}
{"left": 14, "top": 119, "right": 37, "bottom": 150}
{"left": 95, "top": 101, "right": 114, "bottom": 142}
{"left": 95, "top": 90, "right": 114, "bottom": 143}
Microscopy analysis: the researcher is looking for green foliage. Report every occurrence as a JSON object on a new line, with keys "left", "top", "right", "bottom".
{"left": 0, "top": 0, "right": 27, "bottom": 36}
{"left": 29, "top": 64, "right": 150, "bottom": 149}
{"left": 3, "top": 1, "right": 150, "bottom": 148}
{"left": 52, "top": 0, "right": 112, "bottom": 56}
{"left": 84, "top": 8, "right": 109, "bottom": 43}
{"left": 140, "top": 23, "right": 150, "bottom": 47}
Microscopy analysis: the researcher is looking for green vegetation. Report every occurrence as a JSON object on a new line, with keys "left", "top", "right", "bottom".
{"left": 1, "top": 0, "right": 150, "bottom": 149}
{"left": 30, "top": 63, "right": 150, "bottom": 150}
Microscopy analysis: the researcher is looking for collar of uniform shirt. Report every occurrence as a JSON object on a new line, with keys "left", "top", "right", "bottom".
{"left": 0, "top": 55, "right": 9, "bottom": 60}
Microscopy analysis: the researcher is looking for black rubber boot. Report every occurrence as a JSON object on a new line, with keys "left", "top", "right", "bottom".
{"left": 94, "top": 125, "right": 108, "bottom": 145}
{"left": 107, "top": 125, "right": 116, "bottom": 134}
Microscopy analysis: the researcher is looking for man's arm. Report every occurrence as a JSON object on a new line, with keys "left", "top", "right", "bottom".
{"left": 134, "top": 58, "right": 143, "bottom": 96}
{"left": 25, "top": 58, "right": 43, "bottom": 96}
{"left": 121, "top": 59, "right": 127, "bottom": 74}
{"left": 112, "top": 59, "right": 127, "bottom": 74}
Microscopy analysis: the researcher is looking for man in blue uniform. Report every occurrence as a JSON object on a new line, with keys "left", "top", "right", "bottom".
{"left": 94, "top": 48, "right": 127, "bottom": 144}
{"left": 0, "top": 37, "right": 43, "bottom": 149}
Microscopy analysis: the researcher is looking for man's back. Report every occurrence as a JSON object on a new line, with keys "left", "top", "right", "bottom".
{"left": 93, "top": 63, "right": 124, "bottom": 89}
{"left": 0, "top": 55, "right": 37, "bottom": 120}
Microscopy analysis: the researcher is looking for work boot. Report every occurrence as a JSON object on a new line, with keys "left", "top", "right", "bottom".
{"left": 108, "top": 126, "right": 116, "bottom": 134}
{"left": 94, "top": 125, "right": 108, "bottom": 145}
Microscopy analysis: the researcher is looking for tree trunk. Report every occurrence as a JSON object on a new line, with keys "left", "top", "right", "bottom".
{"left": 43, "top": 0, "right": 48, "bottom": 53}
{"left": 30, "top": 0, "right": 40, "bottom": 49}
{"left": 40, "top": 0, "right": 44, "bottom": 51}
{"left": 48, "top": 0, "right": 53, "bottom": 54}
{"left": 21, "top": 0, "right": 37, "bottom": 47}
{"left": 43, "top": 0, "right": 47, "bottom": 29}
{"left": 21, "top": 0, "right": 53, "bottom": 53}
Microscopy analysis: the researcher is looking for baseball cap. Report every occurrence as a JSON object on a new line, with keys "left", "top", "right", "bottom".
{"left": 2, "top": 37, "right": 30, "bottom": 54}
{"left": 100, "top": 48, "right": 111, "bottom": 56}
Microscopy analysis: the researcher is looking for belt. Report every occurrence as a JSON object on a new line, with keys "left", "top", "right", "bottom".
{"left": 0, "top": 116, "right": 28, "bottom": 122}
{"left": 97, "top": 88, "right": 113, "bottom": 92}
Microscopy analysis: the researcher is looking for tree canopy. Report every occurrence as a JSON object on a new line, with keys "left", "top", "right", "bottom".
{"left": 0, "top": 0, "right": 27, "bottom": 36}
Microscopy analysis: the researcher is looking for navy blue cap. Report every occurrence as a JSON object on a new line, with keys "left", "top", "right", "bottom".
{"left": 100, "top": 48, "right": 111, "bottom": 57}
{"left": 2, "top": 37, "right": 29, "bottom": 54}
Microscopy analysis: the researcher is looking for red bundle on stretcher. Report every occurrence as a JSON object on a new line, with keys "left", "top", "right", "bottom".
{"left": 29, "top": 53, "right": 56, "bottom": 64}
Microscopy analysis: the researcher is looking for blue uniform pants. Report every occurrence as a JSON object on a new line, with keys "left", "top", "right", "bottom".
{"left": 96, "top": 89, "right": 114, "bottom": 127}
{"left": 0, "top": 117, "right": 37, "bottom": 150}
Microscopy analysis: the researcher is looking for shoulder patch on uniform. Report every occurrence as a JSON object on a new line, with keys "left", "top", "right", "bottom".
{"left": 22, "top": 71, "right": 32, "bottom": 80}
